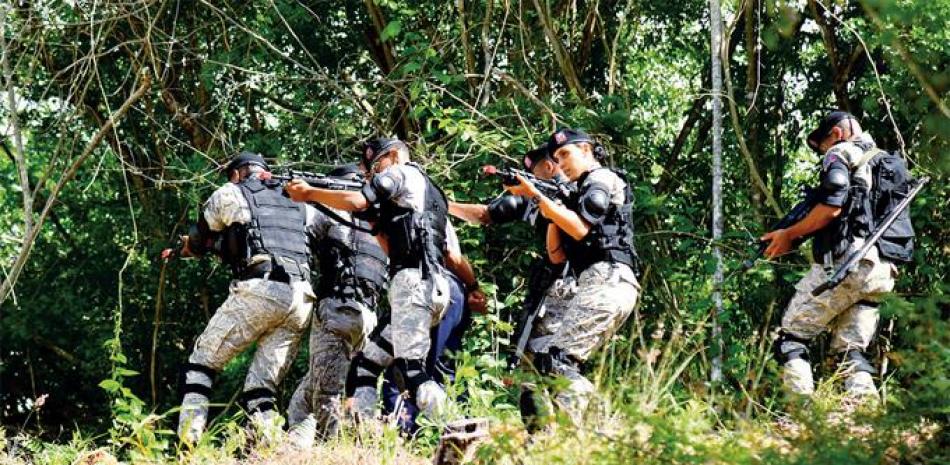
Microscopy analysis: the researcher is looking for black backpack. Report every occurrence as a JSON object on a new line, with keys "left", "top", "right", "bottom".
{"left": 856, "top": 149, "right": 917, "bottom": 263}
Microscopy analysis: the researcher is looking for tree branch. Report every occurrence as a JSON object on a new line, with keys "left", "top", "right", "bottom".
{"left": 0, "top": 72, "right": 152, "bottom": 305}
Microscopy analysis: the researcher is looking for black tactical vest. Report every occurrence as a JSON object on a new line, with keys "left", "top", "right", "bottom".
{"left": 316, "top": 219, "right": 389, "bottom": 305}
{"left": 376, "top": 164, "right": 448, "bottom": 276}
{"left": 221, "top": 177, "right": 312, "bottom": 283}
{"left": 562, "top": 168, "right": 639, "bottom": 274}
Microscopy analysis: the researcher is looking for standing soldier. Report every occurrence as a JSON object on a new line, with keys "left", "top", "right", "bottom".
{"left": 175, "top": 152, "right": 319, "bottom": 444}
{"left": 285, "top": 138, "right": 486, "bottom": 422}
{"left": 284, "top": 163, "right": 388, "bottom": 448}
{"left": 763, "top": 111, "right": 899, "bottom": 399}
{"left": 505, "top": 129, "right": 641, "bottom": 424}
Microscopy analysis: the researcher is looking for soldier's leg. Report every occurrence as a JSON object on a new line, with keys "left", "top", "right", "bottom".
{"left": 390, "top": 269, "right": 450, "bottom": 417}
{"left": 520, "top": 280, "right": 573, "bottom": 431}
{"left": 832, "top": 303, "right": 880, "bottom": 397}
{"left": 779, "top": 252, "right": 895, "bottom": 395}
{"left": 348, "top": 318, "right": 395, "bottom": 421}
{"left": 831, "top": 248, "right": 896, "bottom": 397}
{"left": 241, "top": 281, "right": 313, "bottom": 441}
{"left": 309, "top": 297, "right": 375, "bottom": 439}
{"left": 545, "top": 263, "right": 639, "bottom": 423}
{"left": 178, "top": 279, "right": 293, "bottom": 443}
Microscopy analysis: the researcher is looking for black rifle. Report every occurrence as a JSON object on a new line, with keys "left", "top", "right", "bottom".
{"left": 483, "top": 165, "right": 574, "bottom": 202}
{"left": 741, "top": 187, "right": 821, "bottom": 271}
{"left": 270, "top": 169, "right": 364, "bottom": 191}
{"left": 508, "top": 260, "right": 564, "bottom": 368}
{"left": 812, "top": 177, "right": 929, "bottom": 296}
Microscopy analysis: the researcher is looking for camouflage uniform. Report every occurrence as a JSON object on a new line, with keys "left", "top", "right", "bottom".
{"left": 778, "top": 134, "right": 897, "bottom": 396}
{"left": 285, "top": 208, "right": 381, "bottom": 447}
{"left": 178, "top": 179, "right": 319, "bottom": 443}
{"left": 350, "top": 163, "right": 454, "bottom": 420}
{"left": 544, "top": 167, "right": 641, "bottom": 423}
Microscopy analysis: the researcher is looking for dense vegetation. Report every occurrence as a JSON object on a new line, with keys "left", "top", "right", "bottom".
{"left": 0, "top": 0, "right": 946, "bottom": 463}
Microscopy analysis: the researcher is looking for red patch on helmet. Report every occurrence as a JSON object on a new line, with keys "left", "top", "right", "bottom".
{"left": 555, "top": 132, "right": 567, "bottom": 144}
{"left": 523, "top": 156, "right": 532, "bottom": 169}
{"left": 365, "top": 147, "right": 373, "bottom": 158}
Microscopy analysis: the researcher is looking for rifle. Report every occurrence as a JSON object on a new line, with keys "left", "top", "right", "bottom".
{"left": 508, "top": 261, "right": 563, "bottom": 368}
{"left": 812, "top": 177, "right": 929, "bottom": 296}
{"left": 740, "top": 187, "right": 820, "bottom": 271}
{"left": 483, "top": 165, "right": 573, "bottom": 202}
{"left": 270, "top": 169, "right": 364, "bottom": 191}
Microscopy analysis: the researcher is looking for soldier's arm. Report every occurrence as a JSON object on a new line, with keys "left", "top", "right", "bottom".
{"left": 546, "top": 223, "right": 567, "bottom": 264}
{"left": 762, "top": 153, "right": 848, "bottom": 258}
{"left": 449, "top": 201, "right": 492, "bottom": 225}
{"left": 762, "top": 204, "right": 842, "bottom": 258}
{"left": 286, "top": 179, "right": 369, "bottom": 211}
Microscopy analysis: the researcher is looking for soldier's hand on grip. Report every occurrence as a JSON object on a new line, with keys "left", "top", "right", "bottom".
{"left": 761, "top": 228, "right": 793, "bottom": 259}
{"left": 503, "top": 174, "right": 540, "bottom": 199}
{"left": 285, "top": 178, "right": 311, "bottom": 202}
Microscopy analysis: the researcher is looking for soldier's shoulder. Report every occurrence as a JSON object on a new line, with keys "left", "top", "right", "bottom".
{"left": 823, "top": 142, "right": 865, "bottom": 169}
{"left": 584, "top": 167, "right": 625, "bottom": 189}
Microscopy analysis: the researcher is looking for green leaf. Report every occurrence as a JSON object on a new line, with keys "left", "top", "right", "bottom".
{"left": 381, "top": 20, "right": 402, "bottom": 42}
{"left": 99, "top": 379, "right": 122, "bottom": 393}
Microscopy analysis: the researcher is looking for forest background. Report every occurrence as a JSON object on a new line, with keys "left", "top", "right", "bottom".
{"left": 0, "top": 0, "right": 946, "bottom": 463}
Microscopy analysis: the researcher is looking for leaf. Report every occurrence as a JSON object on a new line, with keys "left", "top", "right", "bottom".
{"left": 99, "top": 379, "right": 121, "bottom": 393}
{"left": 381, "top": 20, "right": 402, "bottom": 42}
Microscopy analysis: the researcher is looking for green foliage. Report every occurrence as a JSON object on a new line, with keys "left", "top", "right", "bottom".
{"left": 0, "top": 0, "right": 946, "bottom": 463}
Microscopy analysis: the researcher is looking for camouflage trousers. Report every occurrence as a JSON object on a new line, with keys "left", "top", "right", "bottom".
{"left": 286, "top": 296, "right": 377, "bottom": 446}
{"left": 525, "top": 277, "right": 576, "bottom": 355}
{"left": 543, "top": 262, "right": 639, "bottom": 423}
{"left": 178, "top": 278, "right": 314, "bottom": 442}
{"left": 779, "top": 246, "right": 896, "bottom": 395}
{"left": 353, "top": 268, "right": 449, "bottom": 418}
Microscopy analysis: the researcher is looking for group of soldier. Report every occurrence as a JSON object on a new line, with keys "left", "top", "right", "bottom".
{"left": 170, "top": 111, "right": 912, "bottom": 449}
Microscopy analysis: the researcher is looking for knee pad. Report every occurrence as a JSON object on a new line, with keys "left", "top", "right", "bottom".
{"left": 178, "top": 363, "right": 217, "bottom": 402}
{"left": 240, "top": 388, "right": 277, "bottom": 414}
{"left": 393, "top": 358, "right": 431, "bottom": 397}
{"left": 773, "top": 331, "right": 810, "bottom": 364}
{"left": 346, "top": 353, "right": 384, "bottom": 396}
{"left": 535, "top": 347, "right": 584, "bottom": 376}
{"left": 843, "top": 349, "right": 877, "bottom": 375}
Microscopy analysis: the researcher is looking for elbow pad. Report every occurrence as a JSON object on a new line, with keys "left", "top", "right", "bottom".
{"left": 487, "top": 195, "right": 527, "bottom": 224}
{"left": 577, "top": 185, "right": 611, "bottom": 225}
{"left": 362, "top": 171, "right": 401, "bottom": 204}
{"left": 187, "top": 215, "right": 218, "bottom": 256}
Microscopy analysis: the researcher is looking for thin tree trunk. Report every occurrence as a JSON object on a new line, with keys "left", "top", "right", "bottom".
{"left": 1, "top": 5, "right": 33, "bottom": 235}
{"left": 708, "top": 0, "right": 725, "bottom": 385}
{"left": 531, "top": 0, "right": 588, "bottom": 102}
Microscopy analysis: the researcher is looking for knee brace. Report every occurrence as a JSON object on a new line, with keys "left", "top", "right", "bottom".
{"left": 773, "top": 331, "right": 811, "bottom": 364}
{"left": 535, "top": 347, "right": 584, "bottom": 376}
{"left": 843, "top": 349, "right": 877, "bottom": 375}
{"left": 345, "top": 353, "right": 384, "bottom": 396}
{"left": 178, "top": 363, "right": 217, "bottom": 401}
{"left": 393, "top": 358, "right": 431, "bottom": 398}
{"left": 240, "top": 388, "right": 277, "bottom": 414}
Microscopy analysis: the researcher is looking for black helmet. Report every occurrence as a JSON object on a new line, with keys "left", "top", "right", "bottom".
{"left": 223, "top": 151, "right": 268, "bottom": 174}
{"left": 360, "top": 137, "right": 406, "bottom": 168}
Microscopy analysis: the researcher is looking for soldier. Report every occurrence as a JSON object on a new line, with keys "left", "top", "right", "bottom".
{"left": 285, "top": 138, "right": 487, "bottom": 422}
{"left": 448, "top": 144, "right": 575, "bottom": 429}
{"left": 284, "top": 163, "right": 388, "bottom": 449}
{"left": 175, "top": 151, "right": 319, "bottom": 444}
{"left": 763, "top": 111, "right": 897, "bottom": 398}
{"left": 505, "top": 129, "right": 641, "bottom": 424}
